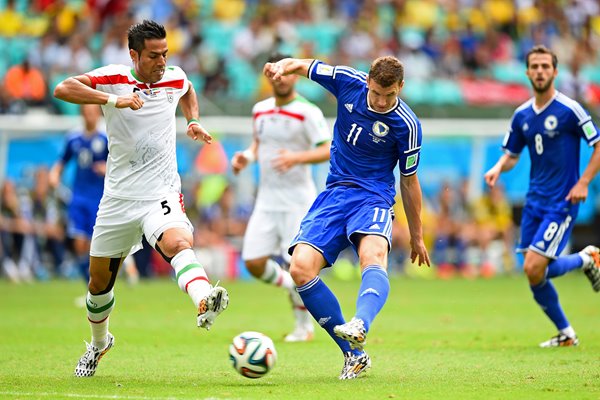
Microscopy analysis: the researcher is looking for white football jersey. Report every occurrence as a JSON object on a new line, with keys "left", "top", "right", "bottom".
{"left": 86, "top": 64, "right": 189, "bottom": 200}
{"left": 253, "top": 96, "right": 331, "bottom": 211}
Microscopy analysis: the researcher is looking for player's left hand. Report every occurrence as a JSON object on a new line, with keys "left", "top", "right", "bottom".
{"left": 566, "top": 181, "right": 589, "bottom": 203}
{"left": 272, "top": 149, "right": 298, "bottom": 173}
{"left": 410, "top": 238, "right": 431, "bottom": 267}
{"left": 187, "top": 123, "right": 212, "bottom": 144}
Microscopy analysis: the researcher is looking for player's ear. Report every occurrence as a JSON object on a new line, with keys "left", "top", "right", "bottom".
{"left": 129, "top": 48, "right": 138, "bottom": 62}
{"left": 399, "top": 80, "right": 405, "bottom": 89}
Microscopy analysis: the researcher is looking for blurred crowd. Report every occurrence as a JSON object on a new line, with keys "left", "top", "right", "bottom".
{"left": 3, "top": 0, "right": 600, "bottom": 282}
{"left": 1, "top": 0, "right": 600, "bottom": 114}
{"left": 0, "top": 164, "right": 516, "bottom": 283}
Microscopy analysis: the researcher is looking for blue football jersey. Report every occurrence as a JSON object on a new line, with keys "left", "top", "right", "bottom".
{"left": 61, "top": 130, "right": 108, "bottom": 202}
{"left": 307, "top": 60, "right": 423, "bottom": 205}
{"left": 503, "top": 91, "right": 600, "bottom": 205}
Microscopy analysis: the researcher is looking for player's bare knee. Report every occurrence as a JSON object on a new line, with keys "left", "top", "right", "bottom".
{"left": 88, "top": 278, "right": 112, "bottom": 295}
{"left": 358, "top": 246, "right": 387, "bottom": 267}
{"left": 157, "top": 235, "right": 192, "bottom": 259}
{"left": 523, "top": 263, "right": 545, "bottom": 284}
{"left": 289, "top": 263, "right": 312, "bottom": 286}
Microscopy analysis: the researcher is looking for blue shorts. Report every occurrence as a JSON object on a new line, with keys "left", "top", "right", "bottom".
{"left": 68, "top": 195, "right": 101, "bottom": 239}
{"left": 288, "top": 185, "right": 393, "bottom": 266}
{"left": 518, "top": 200, "right": 578, "bottom": 259}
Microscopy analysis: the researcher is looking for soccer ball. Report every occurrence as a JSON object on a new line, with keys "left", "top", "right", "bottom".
{"left": 229, "top": 331, "right": 277, "bottom": 378}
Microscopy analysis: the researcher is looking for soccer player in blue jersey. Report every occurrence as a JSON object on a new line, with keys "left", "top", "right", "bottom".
{"left": 264, "top": 56, "right": 430, "bottom": 379}
{"left": 50, "top": 104, "right": 108, "bottom": 283}
{"left": 485, "top": 45, "right": 600, "bottom": 347}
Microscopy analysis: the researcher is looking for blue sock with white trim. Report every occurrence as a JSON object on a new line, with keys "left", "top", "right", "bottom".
{"left": 297, "top": 276, "right": 355, "bottom": 354}
{"left": 545, "top": 254, "right": 583, "bottom": 278}
{"left": 355, "top": 265, "right": 390, "bottom": 332}
{"left": 530, "top": 279, "right": 569, "bottom": 330}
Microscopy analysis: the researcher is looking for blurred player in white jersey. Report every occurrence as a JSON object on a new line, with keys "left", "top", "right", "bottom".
{"left": 231, "top": 53, "right": 331, "bottom": 342}
{"left": 54, "top": 20, "right": 229, "bottom": 377}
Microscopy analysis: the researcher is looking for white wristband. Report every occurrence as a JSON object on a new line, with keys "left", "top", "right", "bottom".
{"left": 242, "top": 149, "right": 256, "bottom": 163}
{"left": 106, "top": 94, "right": 118, "bottom": 107}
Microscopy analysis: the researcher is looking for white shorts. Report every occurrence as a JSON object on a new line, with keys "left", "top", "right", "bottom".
{"left": 90, "top": 193, "right": 193, "bottom": 258}
{"left": 241, "top": 208, "right": 307, "bottom": 263}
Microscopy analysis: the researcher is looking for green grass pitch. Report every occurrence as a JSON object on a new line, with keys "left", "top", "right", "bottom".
{"left": 1, "top": 273, "right": 599, "bottom": 399}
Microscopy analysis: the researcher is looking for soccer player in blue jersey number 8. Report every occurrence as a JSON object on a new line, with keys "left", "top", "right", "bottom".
{"left": 264, "top": 56, "right": 431, "bottom": 379}
{"left": 485, "top": 45, "right": 600, "bottom": 348}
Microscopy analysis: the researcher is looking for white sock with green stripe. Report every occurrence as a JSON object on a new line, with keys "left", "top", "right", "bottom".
{"left": 172, "top": 248, "right": 211, "bottom": 308}
{"left": 261, "top": 259, "right": 295, "bottom": 291}
{"left": 86, "top": 290, "right": 114, "bottom": 349}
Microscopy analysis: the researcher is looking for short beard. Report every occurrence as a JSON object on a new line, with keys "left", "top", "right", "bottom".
{"left": 530, "top": 77, "right": 554, "bottom": 94}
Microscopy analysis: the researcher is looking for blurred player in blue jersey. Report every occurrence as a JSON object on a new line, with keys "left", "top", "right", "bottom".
{"left": 50, "top": 104, "right": 108, "bottom": 283}
{"left": 264, "top": 56, "right": 430, "bottom": 379}
{"left": 485, "top": 45, "right": 600, "bottom": 348}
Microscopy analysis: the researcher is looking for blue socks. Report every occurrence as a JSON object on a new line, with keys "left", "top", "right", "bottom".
{"left": 530, "top": 279, "right": 569, "bottom": 330}
{"left": 297, "top": 277, "right": 355, "bottom": 354}
{"left": 546, "top": 254, "right": 583, "bottom": 279}
{"left": 355, "top": 265, "right": 390, "bottom": 332}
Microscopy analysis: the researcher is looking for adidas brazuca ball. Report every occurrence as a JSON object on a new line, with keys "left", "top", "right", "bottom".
{"left": 229, "top": 331, "right": 277, "bottom": 378}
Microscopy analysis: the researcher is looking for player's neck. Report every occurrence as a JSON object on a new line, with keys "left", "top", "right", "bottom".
{"left": 131, "top": 67, "right": 154, "bottom": 85}
{"left": 274, "top": 93, "right": 296, "bottom": 107}
{"left": 534, "top": 88, "right": 556, "bottom": 109}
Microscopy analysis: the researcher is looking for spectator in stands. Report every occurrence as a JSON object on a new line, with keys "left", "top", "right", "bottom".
{"left": 0, "top": 180, "right": 31, "bottom": 282}
{"left": 29, "top": 166, "right": 66, "bottom": 277}
{"left": 3, "top": 60, "right": 47, "bottom": 106}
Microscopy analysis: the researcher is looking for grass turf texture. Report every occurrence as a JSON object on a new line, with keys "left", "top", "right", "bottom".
{"left": 0, "top": 274, "right": 599, "bottom": 400}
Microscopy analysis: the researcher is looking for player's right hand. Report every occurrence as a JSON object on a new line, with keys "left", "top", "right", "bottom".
{"left": 263, "top": 59, "right": 291, "bottom": 81}
{"left": 484, "top": 166, "right": 500, "bottom": 188}
{"left": 117, "top": 93, "right": 144, "bottom": 110}
{"left": 231, "top": 152, "right": 248, "bottom": 175}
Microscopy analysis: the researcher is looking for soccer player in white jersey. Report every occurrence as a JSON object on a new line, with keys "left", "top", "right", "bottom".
{"left": 53, "top": 20, "right": 229, "bottom": 377}
{"left": 231, "top": 53, "right": 331, "bottom": 342}
{"left": 485, "top": 45, "right": 600, "bottom": 347}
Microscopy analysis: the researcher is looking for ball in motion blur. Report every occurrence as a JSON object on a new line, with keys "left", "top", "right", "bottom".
{"left": 229, "top": 331, "right": 277, "bottom": 378}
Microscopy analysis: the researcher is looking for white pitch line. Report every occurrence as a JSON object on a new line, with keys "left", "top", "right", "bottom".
{"left": 0, "top": 392, "right": 237, "bottom": 400}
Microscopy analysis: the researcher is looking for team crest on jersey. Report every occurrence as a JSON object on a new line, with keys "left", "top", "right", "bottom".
{"left": 543, "top": 115, "right": 559, "bottom": 138}
{"left": 522, "top": 123, "right": 529, "bottom": 131}
{"left": 91, "top": 137, "right": 105, "bottom": 153}
{"left": 372, "top": 121, "right": 389, "bottom": 137}
{"left": 166, "top": 89, "right": 174, "bottom": 103}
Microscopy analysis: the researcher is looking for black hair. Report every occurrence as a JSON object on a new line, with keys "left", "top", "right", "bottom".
{"left": 127, "top": 20, "right": 166, "bottom": 54}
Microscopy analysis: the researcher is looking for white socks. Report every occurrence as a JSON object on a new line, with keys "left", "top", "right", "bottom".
{"left": 171, "top": 248, "right": 211, "bottom": 308}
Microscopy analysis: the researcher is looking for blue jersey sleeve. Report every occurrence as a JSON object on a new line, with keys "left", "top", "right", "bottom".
{"left": 307, "top": 60, "right": 368, "bottom": 99}
{"left": 60, "top": 136, "right": 76, "bottom": 164}
{"left": 502, "top": 113, "right": 526, "bottom": 155}
{"left": 398, "top": 119, "right": 423, "bottom": 176}
{"left": 573, "top": 107, "right": 600, "bottom": 147}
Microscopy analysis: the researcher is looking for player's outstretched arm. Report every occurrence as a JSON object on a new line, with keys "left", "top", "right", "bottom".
{"left": 272, "top": 140, "right": 331, "bottom": 173}
{"left": 400, "top": 174, "right": 431, "bottom": 267}
{"left": 54, "top": 75, "right": 143, "bottom": 110}
{"left": 263, "top": 58, "right": 314, "bottom": 81}
{"left": 566, "top": 142, "right": 600, "bottom": 203}
{"left": 484, "top": 153, "right": 519, "bottom": 188}
{"left": 180, "top": 82, "right": 212, "bottom": 144}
